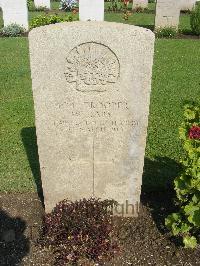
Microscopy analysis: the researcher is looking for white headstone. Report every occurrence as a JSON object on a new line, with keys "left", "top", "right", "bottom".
{"left": 132, "top": 0, "right": 148, "bottom": 9}
{"left": 155, "top": 0, "right": 181, "bottom": 29}
{"left": 34, "top": 0, "right": 50, "bottom": 9}
{"left": 79, "top": 0, "right": 104, "bottom": 21}
{"left": 1, "top": 0, "right": 28, "bottom": 30}
{"left": 29, "top": 22, "right": 155, "bottom": 217}
{"left": 180, "top": 0, "right": 196, "bottom": 11}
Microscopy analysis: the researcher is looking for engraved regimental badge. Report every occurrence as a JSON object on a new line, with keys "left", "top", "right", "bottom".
{"left": 64, "top": 42, "right": 120, "bottom": 92}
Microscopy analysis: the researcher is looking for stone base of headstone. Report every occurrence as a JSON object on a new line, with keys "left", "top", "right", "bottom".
{"left": 112, "top": 201, "right": 140, "bottom": 217}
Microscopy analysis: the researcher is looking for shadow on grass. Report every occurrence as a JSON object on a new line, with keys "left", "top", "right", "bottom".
{"left": 142, "top": 156, "right": 181, "bottom": 191}
{"left": 141, "top": 156, "right": 182, "bottom": 243}
{"left": 0, "top": 210, "right": 30, "bottom": 265}
{"left": 135, "top": 24, "right": 154, "bottom": 31}
{"left": 21, "top": 127, "right": 44, "bottom": 204}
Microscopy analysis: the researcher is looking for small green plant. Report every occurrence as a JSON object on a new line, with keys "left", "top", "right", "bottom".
{"left": 190, "top": 3, "right": 200, "bottom": 35}
{"left": 27, "top": 0, "right": 35, "bottom": 11}
{"left": 41, "top": 198, "right": 119, "bottom": 264}
{"left": 0, "top": 23, "right": 26, "bottom": 37}
{"left": 30, "top": 14, "right": 74, "bottom": 29}
{"left": 155, "top": 27, "right": 177, "bottom": 38}
{"left": 108, "top": 0, "right": 123, "bottom": 12}
{"left": 165, "top": 104, "right": 200, "bottom": 248}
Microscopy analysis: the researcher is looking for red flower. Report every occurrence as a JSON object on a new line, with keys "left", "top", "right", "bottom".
{"left": 188, "top": 126, "right": 200, "bottom": 139}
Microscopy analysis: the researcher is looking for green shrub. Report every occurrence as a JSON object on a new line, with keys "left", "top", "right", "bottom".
{"left": 27, "top": 0, "right": 35, "bottom": 11}
{"left": 190, "top": 3, "right": 200, "bottom": 35}
{"left": 143, "top": 8, "right": 153, "bottom": 14}
{"left": 165, "top": 104, "right": 200, "bottom": 248}
{"left": 107, "top": 0, "right": 123, "bottom": 12}
{"left": 30, "top": 14, "right": 74, "bottom": 29}
{"left": 155, "top": 27, "right": 177, "bottom": 38}
{"left": 0, "top": 24, "right": 26, "bottom": 37}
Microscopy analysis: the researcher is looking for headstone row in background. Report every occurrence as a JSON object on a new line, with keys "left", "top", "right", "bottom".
{"left": 1, "top": 0, "right": 199, "bottom": 30}
{"left": 155, "top": 0, "right": 198, "bottom": 29}
{"left": 133, "top": 0, "right": 198, "bottom": 11}
{"left": 1, "top": 0, "right": 29, "bottom": 30}
{"left": 132, "top": 0, "right": 148, "bottom": 9}
{"left": 181, "top": 0, "right": 198, "bottom": 11}
{"left": 80, "top": 0, "right": 104, "bottom": 21}
{"left": 34, "top": 0, "right": 51, "bottom": 9}
{"left": 0, "top": 0, "right": 50, "bottom": 30}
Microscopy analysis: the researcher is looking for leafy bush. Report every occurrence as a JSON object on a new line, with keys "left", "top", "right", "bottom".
{"left": 165, "top": 104, "right": 200, "bottom": 248}
{"left": 59, "top": 0, "right": 79, "bottom": 12}
{"left": 190, "top": 3, "right": 200, "bottom": 35}
{"left": 41, "top": 198, "right": 119, "bottom": 264}
{"left": 155, "top": 27, "right": 177, "bottom": 38}
{"left": 27, "top": 0, "right": 35, "bottom": 11}
{"left": 107, "top": 0, "right": 123, "bottom": 12}
{"left": 30, "top": 14, "right": 73, "bottom": 29}
{"left": 0, "top": 24, "right": 26, "bottom": 37}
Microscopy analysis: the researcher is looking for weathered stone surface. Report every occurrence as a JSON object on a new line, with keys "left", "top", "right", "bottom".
{"left": 132, "top": 0, "right": 148, "bottom": 9}
{"left": 1, "top": 0, "right": 28, "bottom": 30}
{"left": 34, "top": 0, "right": 51, "bottom": 9}
{"left": 79, "top": 0, "right": 104, "bottom": 21}
{"left": 180, "top": 0, "right": 196, "bottom": 11}
{"left": 155, "top": 0, "right": 181, "bottom": 29}
{"left": 29, "top": 22, "right": 154, "bottom": 216}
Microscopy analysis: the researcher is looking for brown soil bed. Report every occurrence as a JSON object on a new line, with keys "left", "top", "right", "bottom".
{"left": 174, "top": 34, "right": 200, "bottom": 39}
{"left": 0, "top": 191, "right": 199, "bottom": 265}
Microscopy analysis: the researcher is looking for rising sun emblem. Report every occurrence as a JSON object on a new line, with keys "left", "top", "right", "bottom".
{"left": 64, "top": 42, "right": 120, "bottom": 92}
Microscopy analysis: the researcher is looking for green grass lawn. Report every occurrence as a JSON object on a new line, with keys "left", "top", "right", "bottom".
{"left": 1, "top": 37, "right": 200, "bottom": 193}
{"left": 0, "top": 2, "right": 199, "bottom": 193}
{"left": 105, "top": 13, "right": 191, "bottom": 31}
